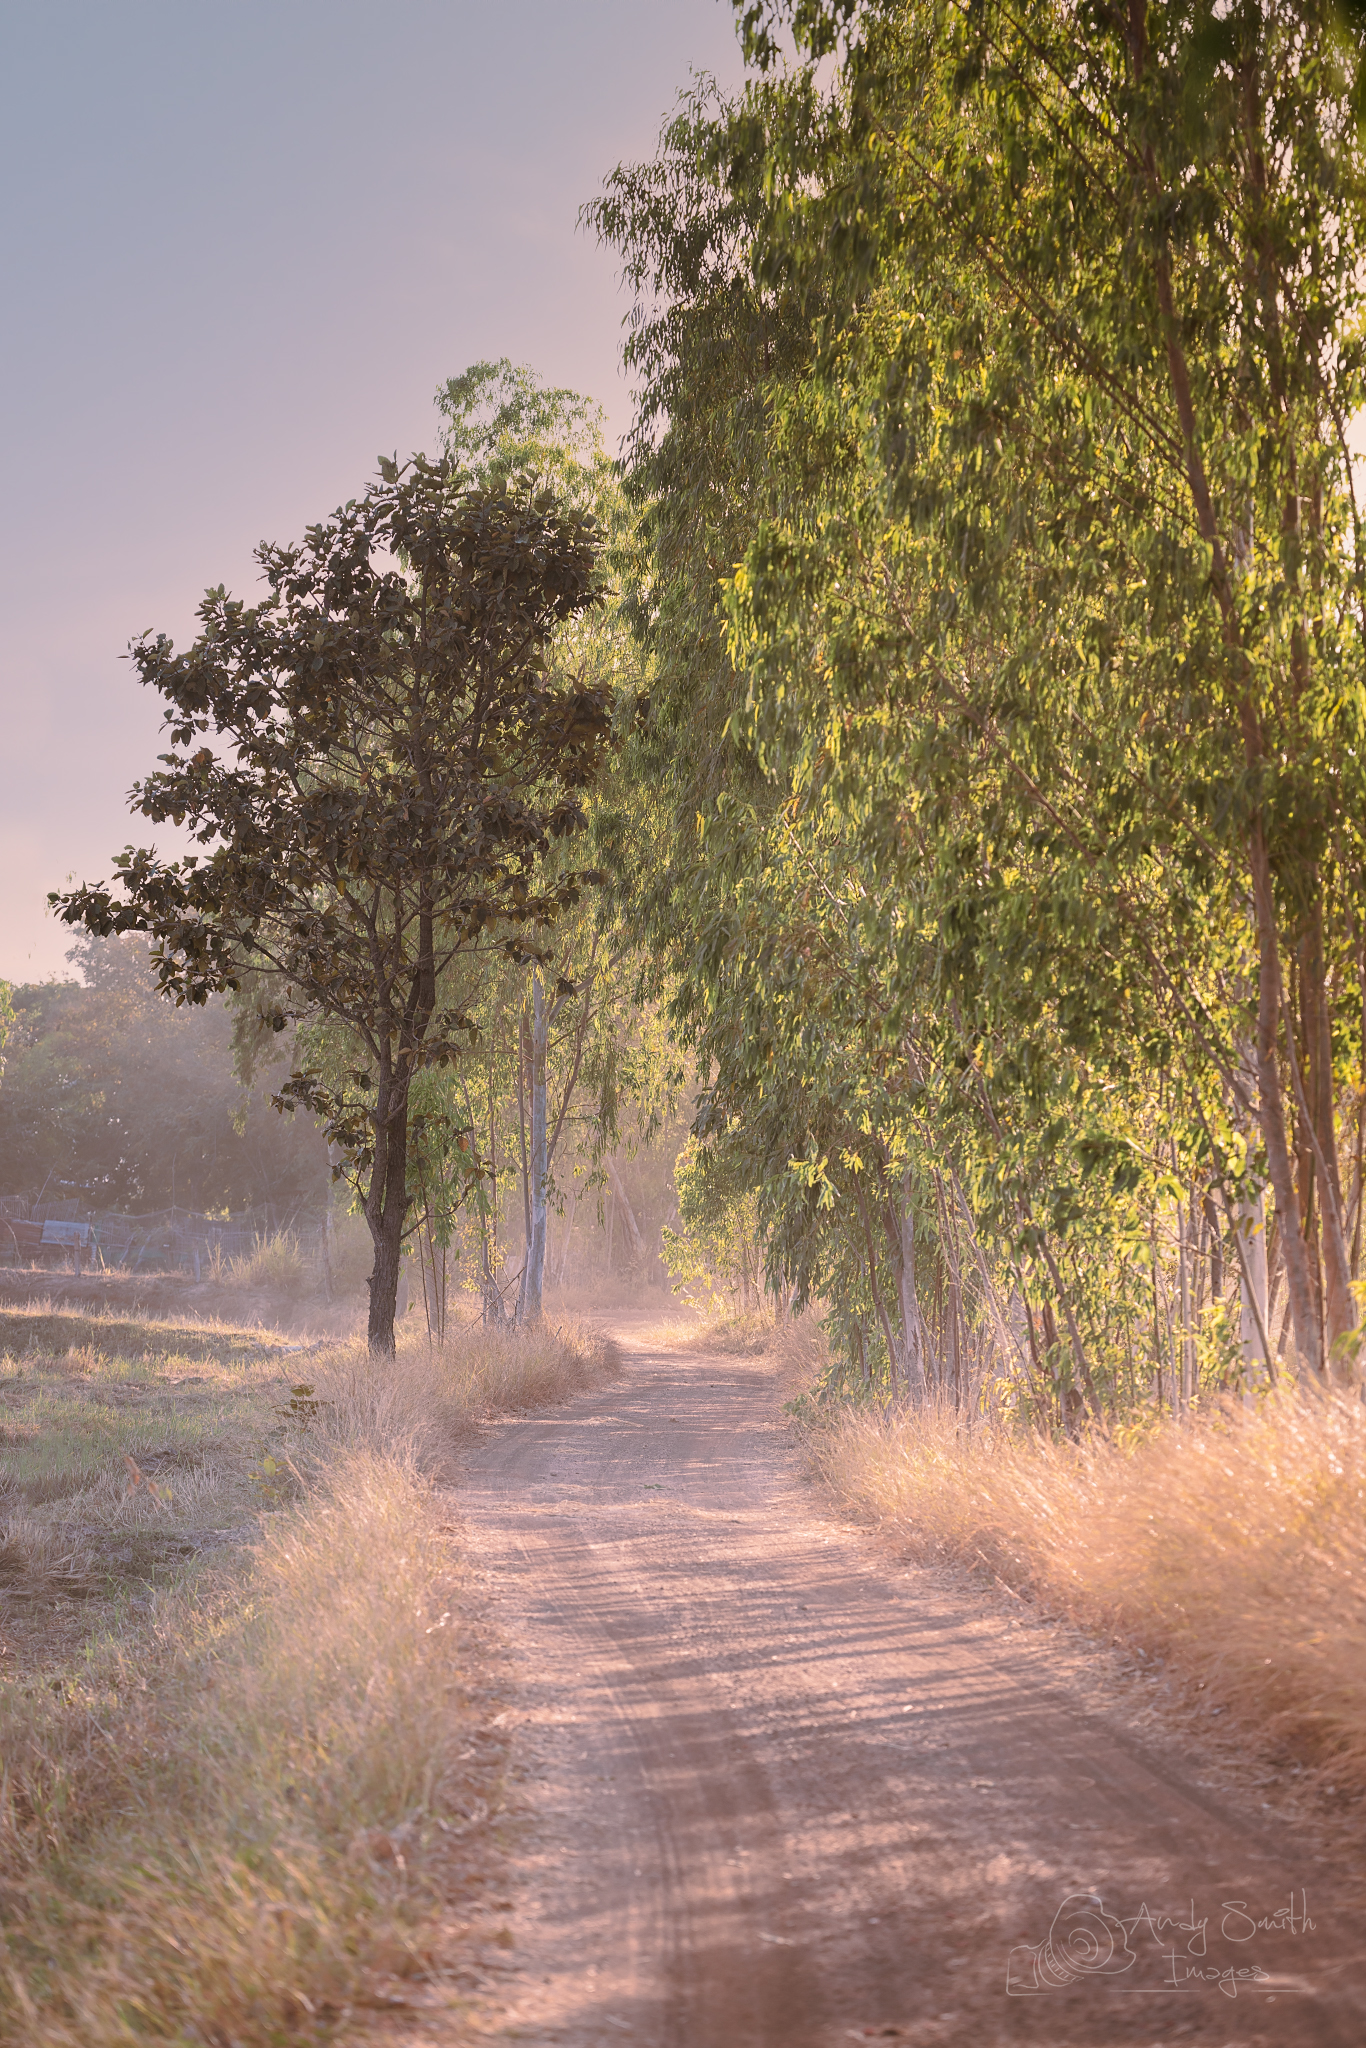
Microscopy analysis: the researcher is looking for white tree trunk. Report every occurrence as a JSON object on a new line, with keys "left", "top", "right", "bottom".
{"left": 1235, "top": 1188, "right": 1271, "bottom": 1381}
{"left": 606, "top": 1156, "right": 646, "bottom": 1263}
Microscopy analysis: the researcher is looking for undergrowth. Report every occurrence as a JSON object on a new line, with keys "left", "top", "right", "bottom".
{"left": 0, "top": 1309, "right": 611, "bottom": 2044}
{"left": 807, "top": 1387, "right": 1366, "bottom": 1792}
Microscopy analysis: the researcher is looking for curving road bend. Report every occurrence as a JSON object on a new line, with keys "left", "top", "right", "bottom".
{"left": 457, "top": 1321, "right": 1364, "bottom": 2047}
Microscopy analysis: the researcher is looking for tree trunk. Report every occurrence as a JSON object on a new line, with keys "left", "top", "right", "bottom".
{"left": 520, "top": 968, "right": 549, "bottom": 1324}
{"left": 1298, "top": 906, "right": 1357, "bottom": 1367}
{"left": 853, "top": 1172, "right": 903, "bottom": 1391}
{"left": 1177, "top": 1194, "right": 1192, "bottom": 1416}
{"left": 605, "top": 1156, "right": 646, "bottom": 1263}
{"left": 365, "top": 1053, "right": 411, "bottom": 1356}
{"left": 889, "top": 1173, "right": 927, "bottom": 1401}
{"left": 1251, "top": 827, "right": 1322, "bottom": 1375}
{"left": 1203, "top": 1193, "right": 1223, "bottom": 1303}
{"left": 1234, "top": 1187, "right": 1271, "bottom": 1382}
{"left": 556, "top": 1179, "right": 580, "bottom": 1287}
{"left": 1034, "top": 1231, "right": 1098, "bottom": 1424}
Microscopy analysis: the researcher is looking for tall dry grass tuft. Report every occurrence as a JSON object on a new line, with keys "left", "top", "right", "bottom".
{"left": 216, "top": 1229, "right": 312, "bottom": 1295}
{"left": 307, "top": 1313, "right": 617, "bottom": 1452}
{"left": 0, "top": 1313, "right": 612, "bottom": 2043}
{"left": 810, "top": 1388, "right": 1366, "bottom": 1788}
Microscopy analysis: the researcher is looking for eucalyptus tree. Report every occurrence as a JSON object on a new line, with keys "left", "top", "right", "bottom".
{"left": 590, "top": 2, "right": 1366, "bottom": 1410}
{"left": 729, "top": 0, "right": 1366, "bottom": 1384}
{"left": 53, "top": 456, "right": 611, "bottom": 1353}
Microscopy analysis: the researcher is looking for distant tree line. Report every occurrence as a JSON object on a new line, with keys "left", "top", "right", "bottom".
{"left": 0, "top": 935, "right": 326, "bottom": 1218}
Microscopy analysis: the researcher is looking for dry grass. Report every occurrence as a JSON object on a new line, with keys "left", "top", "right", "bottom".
{"left": 629, "top": 1306, "right": 807, "bottom": 1360}
{"left": 0, "top": 1306, "right": 611, "bottom": 2044}
{"left": 808, "top": 1387, "right": 1366, "bottom": 1790}
{"left": 305, "top": 1312, "right": 618, "bottom": 1452}
{"left": 216, "top": 1228, "right": 313, "bottom": 1296}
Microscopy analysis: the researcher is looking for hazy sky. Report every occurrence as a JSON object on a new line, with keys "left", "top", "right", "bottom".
{"left": 0, "top": 0, "right": 746, "bottom": 981}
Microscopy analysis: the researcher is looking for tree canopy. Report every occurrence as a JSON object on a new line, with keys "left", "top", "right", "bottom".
{"left": 586, "top": 0, "right": 1366, "bottom": 1417}
{"left": 54, "top": 455, "right": 612, "bottom": 1351}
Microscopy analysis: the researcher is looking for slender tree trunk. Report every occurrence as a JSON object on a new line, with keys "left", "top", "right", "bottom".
{"left": 853, "top": 1173, "right": 904, "bottom": 1393}
{"left": 1354, "top": 904, "right": 1366, "bottom": 1281}
{"left": 1233, "top": 1187, "right": 1271, "bottom": 1382}
{"left": 1034, "top": 1232, "right": 1097, "bottom": 1424}
{"left": 605, "top": 1157, "right": 646, "bottom": 1263}
{"left": 365, "top": 1053, "right": 410, "bottom": 1356}
{"left": 1203, "top": 1193, "right": 1223, "bottom": 1302}
{"left": 1251, "top": 826, "right": 1322, "bottom": 1374}
{"left": 949, "top": 1170, "right": 1024, "bottom": 1378}
{"left": 520, "top": 968, "right": 549, "bottom": 1324}
{"left": 557, "top": 1180, "right": 579, "bottom": 1288}
{"left": 855, "top": 1318, "right": 869, "bottom": 1388}
{"left": 890, "top": 1173, "right": 927, "bottom": 1401}
{"left": 515, "top": 1010, "right": 531, "bottom": 1263}
{"left": 1295, "top": 908, "right": 1357, "bottom": 1366}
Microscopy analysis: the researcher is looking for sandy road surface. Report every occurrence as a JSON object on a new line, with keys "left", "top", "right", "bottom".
{"left": 458, "top": 1322, "right": 1364, "bottom": 2046}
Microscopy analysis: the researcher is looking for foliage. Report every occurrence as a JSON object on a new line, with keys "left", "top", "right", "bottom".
{"left": 0, "top": 936, "right": 324, "bottom": 1216}
{"left": 662, "top": 1130, "right": 763, "bottom": 1311}
{"left": 52, "top": 457, "right": 612, "bottom": 1352}
{"left": 387, "top": 361, "right": 681, "bottom": 1327}
{"left": 588, "top": 0, "right": 1366, "bottom": 1420}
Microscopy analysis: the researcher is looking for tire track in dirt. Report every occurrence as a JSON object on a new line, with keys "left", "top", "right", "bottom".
{"left": 458, "top": 1323, "right": 1365, "bottom": 2046}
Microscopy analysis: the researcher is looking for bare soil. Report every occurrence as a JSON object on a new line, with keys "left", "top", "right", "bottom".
{"left": 456, "top": 1314, "right": 1365, "bottom": 2047}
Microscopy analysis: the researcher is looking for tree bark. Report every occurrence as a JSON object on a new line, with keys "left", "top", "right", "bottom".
{"left": 1233, "top": 1187, "right": 1271, "bottom": 1383}
{"left": 605, "top": 1156, "right": 647, "bottom": 1264}
{"left": 1298, "top": 907, "right": 1357, "bottom": 1364}
{"left": 365, "top": 1051, "right": 411, "bottom": 1355}
{"left": 520, "top": 968, "right": 549, "bottom": 1324}
{"left": 1251, "top": 827, "right": 1322, "bottom": 1375}
{"left": 852, "top": 1172, "right": 903, "bottom": 1389}
{"left": 1034, "top": 1231, "right": 1099, "bottom": 1424}
{"left": 885, "top": 1172, "right": 927, "bottom": 1401}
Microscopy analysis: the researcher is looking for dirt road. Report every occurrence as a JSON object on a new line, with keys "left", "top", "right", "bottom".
{"left": 458, "top": 1322, "right": 1364, "bottom": 2046}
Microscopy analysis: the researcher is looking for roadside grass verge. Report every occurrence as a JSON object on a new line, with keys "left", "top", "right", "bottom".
{"left": 633, "top": 1308, "right": 792, "bottom": 1358}
{"left": 806, "top": 1388, "right": 1366, "bottom": 1792}
{"left": 302, "top": 1313, "right": 618, "bottom": 1449}
{"left": 0, "top": 1309, "right": 611, "bottom": 2044}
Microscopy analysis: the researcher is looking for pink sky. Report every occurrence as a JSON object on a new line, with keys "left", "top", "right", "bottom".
{"left": 0, "top": 0, "right": 746, "bottom": 981}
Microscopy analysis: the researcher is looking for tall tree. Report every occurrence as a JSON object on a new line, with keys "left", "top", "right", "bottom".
{"left": 53, "top": 457, "right": 612, "bottom": 1352}
{"left": 435, "top": 360, "right": 649, "bottom": 1319}
{"left": 588, "top": 3, "right": 1366, "bottom": 1413}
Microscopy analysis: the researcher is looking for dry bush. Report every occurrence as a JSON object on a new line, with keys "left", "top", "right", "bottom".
{"left": 770, "top": 1313, "right": 832, "bottom": 1401}
{"left": 809, "top": 1387, "right": 1366, "bottom": 1788}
